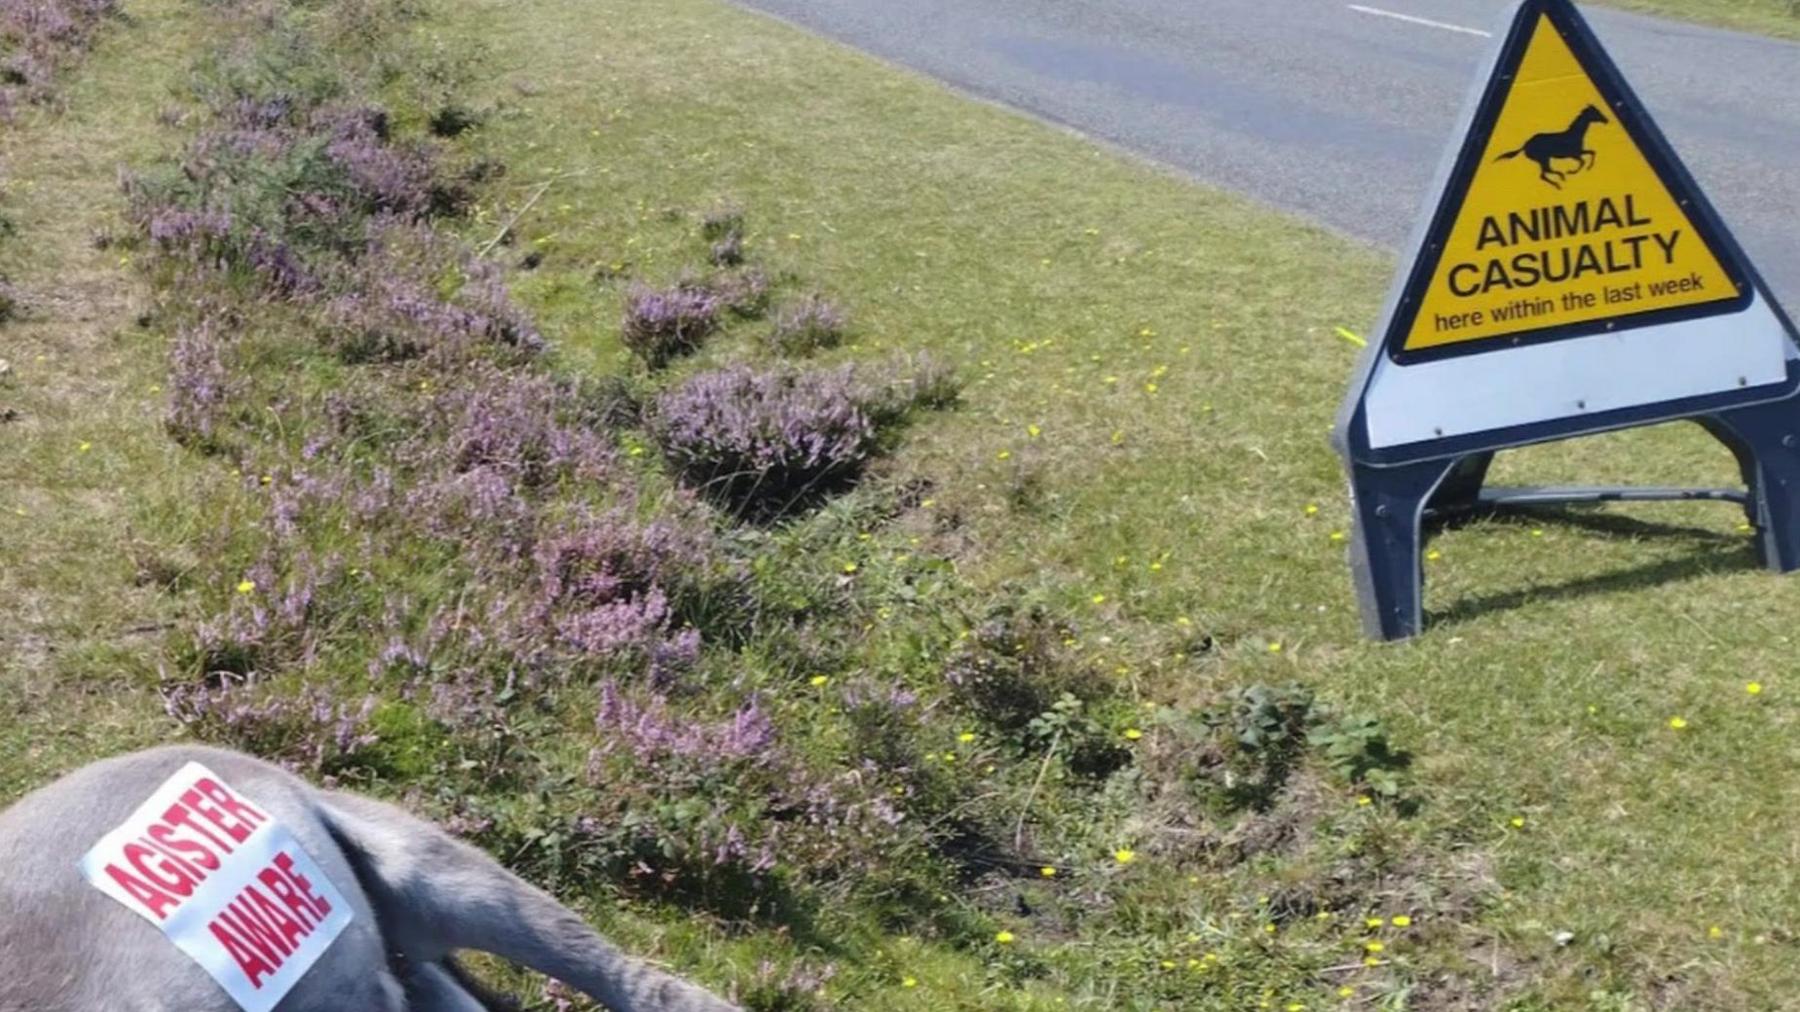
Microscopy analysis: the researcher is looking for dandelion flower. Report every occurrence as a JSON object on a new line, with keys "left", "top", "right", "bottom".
{"left": 1123, "top": 728, "right": 1143, "bottom": 740}
{"left": 901, "top": 976, "right": 918, "bottom": 988}
{"left": 1091, "top": 594, "right": 1107, "bottom": 605}
{"left": 1027, "top": 424, "right": 1041, "bottom": 438}
{"left": 1040, "top": 866, "right": 1057, "bottom": 878}
{"left": 1669, "top": 716, "right": 1689, "bottom": 730}
{"left": 1337, "top": 985, "right": 1355, "bottom": 998}
{"left": 1305, "top": 504, "right": 1319, "bottom": 516}
{"left": 996, "top": 449, "right": 1012, "bottom": 461}
{"left": 810, "top": 675, "right": 830, "bottom": 687}
{"left": 77, "top": 442, "right": 92, "bottom": 453}
{"left": 1747, "top": 682, "right": 1764, "bottom": 695}
{"left": 994, "top": 931, "right": 1015, "bottom": 944}
{"left": 1268, "top": 642, "right": 1282, "bottom": 654}
{"left": 1364, "top": 940, "right": 1385, "bottom": 953}
{"left": 842, "top": 562, "right": 858, "bottom": 574}
{"left": 1509, "top": 816, "right": 1526, "bottom": 829}
{"left": 1391, "top": 915, "right": 1412, "bottom": 928}
{"left": 1330, "top": 531, "right": 1347, "bottom": 543}
{"left": 235, "top": 580, "right": 256, "bottom": 595}
{"left": 1426, "top": 549, "right": 1442, "bottom": 561}
{"left": 1356, "top": 795, "right": 1372, "bottom": 807}
{"left": 1708, "top": 925, "right": 1723, "bottom": 939}
{"left": 1114, "top": 848, "right": 1135, "bottom": 865}
{"left": 1365, "top": 917, "right": 1384, "bottom": 929}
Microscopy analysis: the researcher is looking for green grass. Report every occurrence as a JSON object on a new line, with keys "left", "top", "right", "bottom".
{"left": 1594, "top": 0, "right": 1800, "bottom": 39}
{"left": 4, "top": 0, "right": 1799, "bottom": 1008}
{"left": 442, "top": 0, "right": 1800, "bottom": 1004}
{"left": 0, "top": 0, "right": 215, "bottom": 798}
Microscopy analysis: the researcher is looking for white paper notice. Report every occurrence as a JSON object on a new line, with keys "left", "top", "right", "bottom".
{"left": 78, "top": 762, "right": 353, "bottom": 1012}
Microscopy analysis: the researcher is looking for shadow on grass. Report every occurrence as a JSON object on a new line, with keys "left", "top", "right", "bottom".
{"left": 1426, "top": 508, "right": 1760, "bottom": 629}
{"left": 1432, "top": 503, "right": 1747, "bottom": 544}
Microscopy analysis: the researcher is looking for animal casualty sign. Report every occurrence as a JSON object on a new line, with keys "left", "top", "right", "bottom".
{"left": 1399, "top": 10, "right": 1741, "bottom": 354}
{"left": 1337, "top": 0, "right": 1797, "bottom": 463}
{"left": 79, "top": 763, "right": 353, "bottom": 1012}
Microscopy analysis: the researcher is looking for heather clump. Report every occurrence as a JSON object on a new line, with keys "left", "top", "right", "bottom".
{"left": 619, "top": 280, "right": 721, "bottom": 369}
{"left": 0, "top": 0, "right": 120, "bottom": 114}
{"left": 653, "top": 358, "right": 957, "bottom": 520}
{"left": 651, "top": 363, "right": 878, "bottom": 519}
{"left": 521, "top": 509, "right": 747, "bottom": 682}
{"left": 165, "top": 315, "right": 242, "bottom": 448}
{"left": 163, "top": 677, "right": 380, "bottom": 777}
{"left": 324, "top": 220, "right": 543, "bottom": 364}
{"left": 575, "top": 679, "right": 919, "bottom": 909}
{"left": 767, "top": 294, "right": 847, "bottom": 356}
{"left": 710, "top": 267, "right": 770, "bottom": 319}
{"left": 702, "top": 206, "right": 746, "bottom": 267}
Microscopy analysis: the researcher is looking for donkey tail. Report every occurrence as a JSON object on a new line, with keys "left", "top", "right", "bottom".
{"left": 318, "top": 791, "right": 740, "bottom": 1012}
{"left": 1492, "top": 146, "right": 1525, "bottom": 162}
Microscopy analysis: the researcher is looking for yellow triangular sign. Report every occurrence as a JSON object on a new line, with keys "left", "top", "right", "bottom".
{"left": 1396, "top": 9, "right": 1745, "bottom": 355}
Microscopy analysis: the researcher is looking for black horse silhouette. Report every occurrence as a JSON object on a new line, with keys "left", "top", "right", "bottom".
{"left": 1493, "top": 104, "right": 1611, "bottom": 189}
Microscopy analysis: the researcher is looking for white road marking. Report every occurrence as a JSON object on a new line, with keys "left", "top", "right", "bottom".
{"left": 1346, "top": 4, "right": 1492, "bottom": 37}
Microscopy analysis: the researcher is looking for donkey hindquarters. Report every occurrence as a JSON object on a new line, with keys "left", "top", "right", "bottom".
{"left": 0, "top": 745, "right": 742, "bottom": 1012}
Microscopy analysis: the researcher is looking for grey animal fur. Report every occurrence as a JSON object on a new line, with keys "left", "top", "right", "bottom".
{"left": 0, "top": 745, "right": 740, "bottom": 1012}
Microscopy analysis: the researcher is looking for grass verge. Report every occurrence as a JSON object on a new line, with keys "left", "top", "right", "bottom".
{"left": 1595, "top": 0, "right": 1800, "bottom": 39}
{"left": 1, "top": 0, "right": 1796, "bottom": 1009}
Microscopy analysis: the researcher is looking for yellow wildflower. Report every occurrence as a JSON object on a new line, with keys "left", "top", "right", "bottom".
{"left": 1123, "top": 728, "right": 1143, "bottom": 741}
{"left": 901, "top": 976, "right": 918, "bottom": 988}
{"left": 1391, "top": 915, "right": 1412, "bottom": 928}
{"left": 1747, "top": 682, "right": 1764, "bottom": 695}
{"left": 809, "top": 675, "right": 830, "bottom": 687}
{"left": 1114, "top": 848, "right": 1135, "bottom": 865}
{"left": 1039, "top": 866, "right": 1057, "bottom": 878}
{"left": 994, "top": 931, "right": 1015, "bottom": 944}
{"left": 1669, "top": 716, "right": 1689, "bottom": 730}
{"left": 235, "top": 580, "right": 256, "bottom": 595}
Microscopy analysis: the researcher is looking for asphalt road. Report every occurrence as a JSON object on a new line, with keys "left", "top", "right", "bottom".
{"left": 731, "top": 0, "right": 1800, "bottom": 306}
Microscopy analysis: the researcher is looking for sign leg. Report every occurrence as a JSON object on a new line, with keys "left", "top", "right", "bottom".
{"left": 1700, "top": 406, "right": 1800, "bottom": 572}
{"left": 1347, "top": 458, "right": 1461, "bottom": 641}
